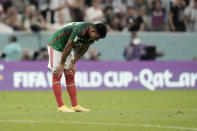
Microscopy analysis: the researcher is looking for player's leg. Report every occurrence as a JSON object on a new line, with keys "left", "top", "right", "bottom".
{"left": 48, "top": 46, "right": 74, "bottom": 112}
{"left": 48, "top": 46, "right": 64, "bottom": 107}
{"left": 52, "top": 73, "right": 63, "bottom": 107}
{"left": 64, "top": 70, "right": 78, "bottom": 106}
{"left": 64, "top": 70, "right": 90, "bottom": 112}
{"left": 63, "top": 51, "right": 90, "bottom": 112}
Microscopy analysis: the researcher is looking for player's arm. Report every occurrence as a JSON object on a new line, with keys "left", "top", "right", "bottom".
{"left": 73, "top": 43, "right": 91, "bottom": 64}
{"left": 60, "top": 40, "right": 73, "bottom": 65}
{"left": 54, "top": 40, "right": 73, "bottom": 76}
{"left": 69, "top": 43, "right": 91, "bottom": 74}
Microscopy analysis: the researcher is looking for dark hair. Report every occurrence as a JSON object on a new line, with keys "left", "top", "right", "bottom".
{"left": 93, "top": 23, "right": 107, "bottom": 38}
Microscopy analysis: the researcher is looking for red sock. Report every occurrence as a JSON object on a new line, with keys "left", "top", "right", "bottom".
{"left": 52, "top": 73, "right": 64, "bottom": 107}
{"left": 67, "top": 86, "right": 78, "bottom": 107}
{"left": 64, "top": 70, "right": 78, "bottom": 107}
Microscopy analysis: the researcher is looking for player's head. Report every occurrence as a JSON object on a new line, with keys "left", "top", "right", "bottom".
{"left": 89, "top": 23, "right": 107, "bottom": 41}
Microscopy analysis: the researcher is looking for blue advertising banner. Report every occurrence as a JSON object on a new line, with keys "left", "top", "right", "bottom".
{"left": 0, "top": 61, "right": 197, "bottom": 91}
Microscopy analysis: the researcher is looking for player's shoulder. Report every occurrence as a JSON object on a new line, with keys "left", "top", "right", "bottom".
{"left": 74, "top": 22, "right": 93, "bottom": 34}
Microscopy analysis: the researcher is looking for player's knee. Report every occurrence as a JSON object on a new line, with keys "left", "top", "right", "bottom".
{"left": 52, "top": 73, "right": 62, "bottom": 83}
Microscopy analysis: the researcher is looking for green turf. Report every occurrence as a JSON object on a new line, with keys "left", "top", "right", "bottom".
{"left": 0, "top": 90, "right": 197, "bottom": 131}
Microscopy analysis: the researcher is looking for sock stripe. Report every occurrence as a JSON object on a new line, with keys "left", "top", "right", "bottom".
{"left": 67, "top": 84, "right": 76, "bottom": 87}
{"left": 52, "top": 82, "right": 61, "bottom": 85}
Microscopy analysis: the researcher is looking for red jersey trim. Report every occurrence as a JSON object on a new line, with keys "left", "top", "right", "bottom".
{"left": 49, "top": 32, "right": 72, "bottom": 46}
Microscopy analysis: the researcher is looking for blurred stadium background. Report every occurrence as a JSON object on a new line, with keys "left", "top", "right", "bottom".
{"left": 0, "top": 0, "right": 197, "bottom": 131}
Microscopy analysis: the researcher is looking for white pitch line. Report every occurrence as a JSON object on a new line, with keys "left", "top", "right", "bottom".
{"left": 0, "top": 120, "right": 197, "bottom": 131}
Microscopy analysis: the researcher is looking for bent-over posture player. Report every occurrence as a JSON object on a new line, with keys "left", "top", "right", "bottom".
{"left": 47, "top": 22, "right": 107, "bottom": 112}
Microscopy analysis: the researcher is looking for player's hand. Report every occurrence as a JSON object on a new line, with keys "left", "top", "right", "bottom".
{"left": 69, "top": 61, "right": 76, "bottom": 74}
{"left": 54, "top": 64, "right": 64, "bottom": 77}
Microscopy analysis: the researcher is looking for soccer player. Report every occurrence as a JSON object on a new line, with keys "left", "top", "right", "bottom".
{"left": 47, "top": 22, "right": 107, "bottom": 112}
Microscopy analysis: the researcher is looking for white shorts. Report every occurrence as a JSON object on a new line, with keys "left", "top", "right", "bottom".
{"left": 47, "top": 46, "right": 74, "bottom": 72}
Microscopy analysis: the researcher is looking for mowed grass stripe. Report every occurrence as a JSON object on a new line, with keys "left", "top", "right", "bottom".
{"left": 0, "top": 120, "right": 197, "bottom": 131}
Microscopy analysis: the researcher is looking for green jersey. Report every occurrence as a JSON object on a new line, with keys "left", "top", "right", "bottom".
{"left": 48, "top": 22, "right": 94, "bottom": 52}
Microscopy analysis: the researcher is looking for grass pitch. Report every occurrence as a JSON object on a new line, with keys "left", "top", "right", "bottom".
{"left": 0, "top": 90, "right": 197, "bottom": 131}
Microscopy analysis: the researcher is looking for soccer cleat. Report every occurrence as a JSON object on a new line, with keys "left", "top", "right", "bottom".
{"left": 71, "top": 105, "right": 90, "bottom": 112}
{"left": 57, "top": 105, "right": 75, "bottom": 112}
